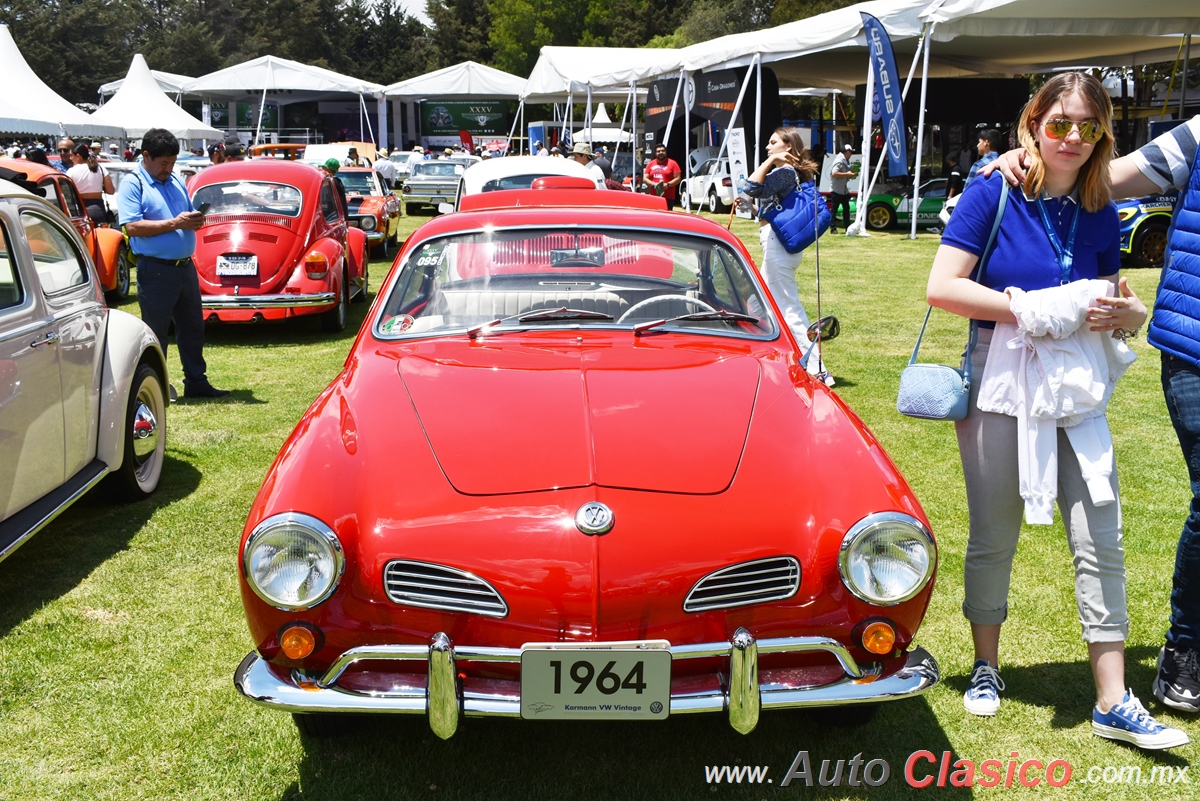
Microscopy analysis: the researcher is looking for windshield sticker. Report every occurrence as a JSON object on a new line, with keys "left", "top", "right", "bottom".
{"left": 380, "top": 314, "right": 415, "bottom": 334}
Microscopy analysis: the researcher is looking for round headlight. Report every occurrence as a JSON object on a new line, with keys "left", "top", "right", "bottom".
{"left": 243, "top": 512, "right": 344, "bottom": 611}
{"left": 360, "top": 217, "right": 376, "bottom": 231}
{"left": 838, "top": 512, "right": 935, "bottom": 605}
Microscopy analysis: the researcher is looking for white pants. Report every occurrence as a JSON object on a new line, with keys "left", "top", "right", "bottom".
{"left": 759, "top": 226, "right": 821, "bottom": 371}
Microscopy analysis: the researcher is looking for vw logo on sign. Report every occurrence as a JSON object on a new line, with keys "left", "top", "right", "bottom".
{"left": 575, "top": 502, "right": 615, "bottom": 535}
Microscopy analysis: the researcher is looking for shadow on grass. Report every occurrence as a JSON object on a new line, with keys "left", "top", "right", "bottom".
{"left": 283, "top": 696, "right": 965, "bottom": 800}
{"left": 0, "top": 454, "right": 201, "bottom": 639}
{"left": 196, "top": 303, "right": 374, "bottom": 351}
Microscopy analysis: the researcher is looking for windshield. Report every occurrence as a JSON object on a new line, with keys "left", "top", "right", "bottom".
{"left": 192, "top": 181, "right": 303, "bottom": 217}
{"left": 411, "top": 162, "right": 459, "bottom": 178}
{"left": 339, "top": 172, "right": 379, "bottom": 194}
{"left": 376, "top": 227, "right": 777, "bottom": 339}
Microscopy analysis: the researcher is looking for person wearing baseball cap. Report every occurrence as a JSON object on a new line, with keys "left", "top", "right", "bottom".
{"left": 223, "top": 133, "right": 246, "bottom": 160}
{"left": 207, "top": 142, "right": 225, "bottom": 165}
{"left": 321, "top": 158, "right": 348, "bottom": 217}
{"left": 829, "top": 143, "right": 856, "bottom": 234}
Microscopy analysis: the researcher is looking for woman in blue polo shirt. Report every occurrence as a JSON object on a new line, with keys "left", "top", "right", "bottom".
{"left": 926, "top": 73, "right": 1184, "bottom": 749}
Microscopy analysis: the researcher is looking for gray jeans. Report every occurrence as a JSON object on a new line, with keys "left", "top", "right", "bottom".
{"left": 954, "top": 326, "right": 1128, "bottom": 643}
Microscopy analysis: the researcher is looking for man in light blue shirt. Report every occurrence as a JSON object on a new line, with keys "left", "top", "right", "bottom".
{"left": 118, "top": 128, "right": 228, "bottom": 399}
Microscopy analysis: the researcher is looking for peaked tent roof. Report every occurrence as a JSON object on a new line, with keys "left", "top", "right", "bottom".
{"left": 521, "top": 47, "right": 683, "bottom": 102}
{"left": 99, "top": 69, "right": 194, "bottom": 99}
{"left": 382, "top": 61, "right": 526, "bottom": 100}
{"left": 0, "top": 24, "right": 123, "bottom": 137}
{"left": 182, "top": 55, "right": 383, "bottom": 103}
{"left": 90, "top": 55, "right": 221, "bottom": 140}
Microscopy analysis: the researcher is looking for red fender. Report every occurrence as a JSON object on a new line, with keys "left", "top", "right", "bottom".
{"left": 346, "top": 227, "right": 368, "bottom": 281}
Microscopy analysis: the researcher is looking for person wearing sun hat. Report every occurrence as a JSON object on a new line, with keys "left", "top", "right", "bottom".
{"left": 568, "top": 141, "right": 606, "bottom": 188}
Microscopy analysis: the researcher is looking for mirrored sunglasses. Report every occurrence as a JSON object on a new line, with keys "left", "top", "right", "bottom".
{"left": 1042, "top": 118, "right": 1104, "bottom": 144}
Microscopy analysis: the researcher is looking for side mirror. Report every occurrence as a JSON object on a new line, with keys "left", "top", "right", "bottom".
{"left": 437, "top": 202, "right": 454, "bottom": 215}
{"left": 807, "top": 315, "right": 840, "bottom": 343}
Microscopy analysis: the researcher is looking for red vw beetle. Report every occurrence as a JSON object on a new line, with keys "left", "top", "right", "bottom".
{"left": 189, "top": 160, "right": 368, "bottom": 332}
{"left": 234, "top": 185, "right": 940, "bottom": 738}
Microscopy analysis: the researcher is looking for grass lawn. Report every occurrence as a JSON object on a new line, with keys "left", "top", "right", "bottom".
{"left": 0, "top": 207, "right": 1194, "bottom": 799}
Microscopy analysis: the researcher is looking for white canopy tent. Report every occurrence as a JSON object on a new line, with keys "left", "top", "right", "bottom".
{"left": 0, "top": 96, "right": 61, "bottom": 137}
{"left": 382, "top": 61, "right": 527, "bottom": 149}
{"left": 99, "top": 69, "right": 194, "bottom": 102}
{"left": 0, "top": 24, "right": 124, "bottom": 139}
{"left": 90, "top": 55, "right": 221, "bottom": 141}
{"left": 182, "top": 55, "right": 384, "bottom": 146}
{"left": 633, "top": 0, "right": 1200, "bottom": 229}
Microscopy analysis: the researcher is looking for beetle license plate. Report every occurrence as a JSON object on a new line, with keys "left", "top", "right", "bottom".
{"left": 519, "top": 640, "right": 671, "bottom": 720}
{"left": 216, "top": 254, "right": 257, "bottom": 276}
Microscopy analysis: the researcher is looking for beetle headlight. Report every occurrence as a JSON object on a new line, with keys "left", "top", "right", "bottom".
{"left": 838, "top": 512, "right": 935, "bottom": 605}
{"left": 243, "top": 512, "right": 344, "bottom": 610}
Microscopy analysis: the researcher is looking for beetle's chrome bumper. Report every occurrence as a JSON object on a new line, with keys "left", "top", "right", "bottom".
{"left": 234, "top": 628, "right": 939, "bottom": 739}
{"left": 202, "top": 292, "right": 336, "bottom": 310}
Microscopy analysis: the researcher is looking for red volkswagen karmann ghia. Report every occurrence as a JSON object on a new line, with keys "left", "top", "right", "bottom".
{"left": 234, "top": 183, "right": 940, "bottom": 738}
{"left": 189, "top": 160, "right": 368, "bottom": 332}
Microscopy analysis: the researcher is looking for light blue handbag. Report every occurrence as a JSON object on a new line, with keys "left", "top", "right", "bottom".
{"left": 897, "top": 183, "right": 1009, "bottom": 421}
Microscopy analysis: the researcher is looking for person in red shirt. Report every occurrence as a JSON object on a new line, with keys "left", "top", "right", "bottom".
{"left": 642, "top": 145, "right": 682, "bottom": 210}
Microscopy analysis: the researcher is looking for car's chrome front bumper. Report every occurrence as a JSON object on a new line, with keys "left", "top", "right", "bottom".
{"left": 234, "top": 628, "right": 939, "bottom": 739}
{"left": 202, "top": 292, "right": 336, "bottom": 310}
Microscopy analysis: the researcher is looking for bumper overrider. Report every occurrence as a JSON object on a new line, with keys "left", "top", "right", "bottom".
{"left": 235, "top": 628, "right": 939, "bottom": 739}
{"left": 202, "top": 292, "right": 336, "bottom": 310}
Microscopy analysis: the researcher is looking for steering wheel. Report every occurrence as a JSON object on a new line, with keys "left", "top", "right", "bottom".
{"left": 618, "top": 295, "right": 716, "bottom": 323}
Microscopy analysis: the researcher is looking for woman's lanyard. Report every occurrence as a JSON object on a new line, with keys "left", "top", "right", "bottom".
{"left": 1035, "top": 197, "right": 1080, "bottom": 285}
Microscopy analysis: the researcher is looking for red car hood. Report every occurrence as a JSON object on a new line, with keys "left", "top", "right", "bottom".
{"left": 397, "top": 339, "right": 760, "bottom": 495}
{"left": 195, "top": 221, "right": 304, "bottom": 292}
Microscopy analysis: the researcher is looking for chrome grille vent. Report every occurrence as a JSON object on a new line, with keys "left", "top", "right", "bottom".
{"left": 684, "top": 556, "right": 800, "bottom": 613}
{"left": 383, "top": 560, "right": 508, "bottom": 617}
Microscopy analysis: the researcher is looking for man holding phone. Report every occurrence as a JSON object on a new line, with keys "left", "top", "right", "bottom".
{"left": 118, "top": 128, "right": 229, "bottom": 399}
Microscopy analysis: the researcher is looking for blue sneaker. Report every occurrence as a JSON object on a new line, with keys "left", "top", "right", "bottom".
{"left": 1092, "top": 689, "right": 1189, "bottom": 750}
{"left": 963, "top": 660, "right": 1004, "bottom": 716}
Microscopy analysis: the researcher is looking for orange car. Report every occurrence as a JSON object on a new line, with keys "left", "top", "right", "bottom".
{"left": 0, "top": 158, "right": 130, "bottom": 302}
{"left": 338, "top": 167, "right": 402, "bottom": 258}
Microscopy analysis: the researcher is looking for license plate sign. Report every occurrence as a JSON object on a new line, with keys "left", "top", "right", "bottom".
{"left": 520, "top": 641, "right": 670, "bottom": 720}
{"left": 216, "top": 254, "right": 257, "bottom": 276}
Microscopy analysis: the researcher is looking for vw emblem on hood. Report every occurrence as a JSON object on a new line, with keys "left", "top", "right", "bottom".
{"left": 575, "top": 502, "right": 614, "bottom": 535}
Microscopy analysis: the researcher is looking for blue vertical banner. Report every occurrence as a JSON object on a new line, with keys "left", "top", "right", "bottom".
{"left": 861, "top": 12, "right": 908, "bottom": 179}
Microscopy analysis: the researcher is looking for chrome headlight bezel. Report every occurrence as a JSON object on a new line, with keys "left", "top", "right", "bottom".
{"left": 838, "top": 512, "right": 936, "bottom": 606}
{"left": 242, "top": 512, "right": 345, "bottom": 611}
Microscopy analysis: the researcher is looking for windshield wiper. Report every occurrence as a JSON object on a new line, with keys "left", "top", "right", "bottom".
{"left": 633, "top": 309, "right": 759, "bottom": 336}
{"left": 467, "top": 307, "right": 614, "bottom": 339}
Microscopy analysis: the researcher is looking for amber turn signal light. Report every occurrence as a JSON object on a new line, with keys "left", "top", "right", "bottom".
{"left": 305, "top": 252, "right": 329, "bottom": 280}
{"left": 860, "top": 620, "right": 896, "bottom": 655}
{"left": 280, "top": 624, "right": 319, "bottom": 659}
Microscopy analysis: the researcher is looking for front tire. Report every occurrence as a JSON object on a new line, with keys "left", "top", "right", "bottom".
{"left": 1131, "top": 221, "right": 1169, "bottom": 268}
{"left": 866, "top": 203, "right": 896, "bottom": 231}
{"left": 106, "top": 242, "right": 133, "bottom": 304}
{"left": 105, "top": 361, "right": 166, "bottom": 501}
{"left": 321, "top": 271, "right": 348, "bottom": 332}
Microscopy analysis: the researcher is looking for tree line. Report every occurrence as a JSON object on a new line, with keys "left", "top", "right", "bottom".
{"left": 0, "top": 0, "right": 856, "bottom": 105}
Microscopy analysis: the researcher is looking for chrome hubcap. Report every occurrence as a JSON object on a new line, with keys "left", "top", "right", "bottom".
{"left": 132, "top": 399, "right": 158, "bottom": 462}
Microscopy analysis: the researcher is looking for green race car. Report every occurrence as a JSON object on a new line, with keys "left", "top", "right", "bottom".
{"left": 842, "top": 178, "right": 948, "bottom": 231}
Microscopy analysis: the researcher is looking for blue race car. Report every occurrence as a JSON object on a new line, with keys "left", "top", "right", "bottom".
{"left": 1118, "top": 191, "right": 1178, "bottom": 268}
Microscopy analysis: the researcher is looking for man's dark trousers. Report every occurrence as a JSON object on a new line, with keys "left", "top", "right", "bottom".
{"left": 829, "top": 192, "right": 852, "bottom": 231}
{"left": 136, "top": 256, "right": 209, "bottom": 392}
